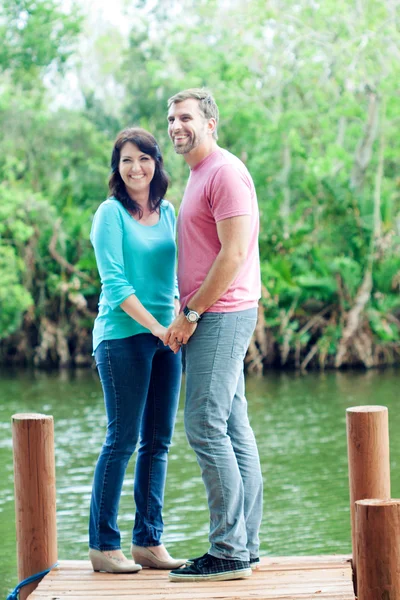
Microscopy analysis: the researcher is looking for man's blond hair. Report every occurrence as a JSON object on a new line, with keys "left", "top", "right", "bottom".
{"left": 168, "top": 88, "right": 219, "bottom": 140}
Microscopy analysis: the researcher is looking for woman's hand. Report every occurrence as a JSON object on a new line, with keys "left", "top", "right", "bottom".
{"left": 169, "top": 339, "right": 182, "bottom": 354}
{"left": 150, "top": 322, "right": 167, "bottom": 343}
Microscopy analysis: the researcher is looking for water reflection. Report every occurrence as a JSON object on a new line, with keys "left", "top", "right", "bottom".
{"left": 1, "top": 367, "right": 399, "bottom": 597}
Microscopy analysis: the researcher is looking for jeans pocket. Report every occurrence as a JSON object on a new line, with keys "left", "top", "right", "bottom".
{"left": 231, "top": 316, "right": 257, "bottom": 360}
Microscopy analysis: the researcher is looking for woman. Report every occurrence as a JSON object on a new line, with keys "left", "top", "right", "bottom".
{"left": 89, "top": 128, "right": 184, "bottom": 573}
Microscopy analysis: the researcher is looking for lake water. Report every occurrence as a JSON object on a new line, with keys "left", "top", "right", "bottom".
{"left": 1, "top": 367, "right": 399, "bottom": 598}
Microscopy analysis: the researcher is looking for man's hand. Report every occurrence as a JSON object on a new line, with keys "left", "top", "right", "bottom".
{"left": 165, "top": 313, "right": 197, "bottom": 352}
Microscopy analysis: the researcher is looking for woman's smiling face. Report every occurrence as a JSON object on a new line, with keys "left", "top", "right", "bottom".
{"left": 118, "top": 141, "right": 156, "bottom": 198}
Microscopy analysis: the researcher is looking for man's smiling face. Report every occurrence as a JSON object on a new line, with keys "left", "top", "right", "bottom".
{"left": 167, "top": 98, "right": 210, "bottom": 155}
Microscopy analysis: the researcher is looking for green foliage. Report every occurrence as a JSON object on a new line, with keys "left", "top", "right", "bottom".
{"left": 0, "top": 0, "right": 399, "bottom": 366}
{"left": 368, "top": 309, "right": 399, "bottom": 342}
{"left": 0, "top": 241, "right": 33, "bottom": 339}
{"left": 0, "top": 0, "right": 81, "bottom": 86}
{"left": 317, "top": 325, "right": 343, "bottom": 357}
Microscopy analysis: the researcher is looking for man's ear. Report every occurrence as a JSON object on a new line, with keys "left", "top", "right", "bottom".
{"left": 207, "top": 118, "right": 217, "bottom": 135}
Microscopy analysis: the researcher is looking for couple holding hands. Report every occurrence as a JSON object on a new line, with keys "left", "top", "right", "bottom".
{"left": 88, "top": 88, "right": 263, "bottom": 583}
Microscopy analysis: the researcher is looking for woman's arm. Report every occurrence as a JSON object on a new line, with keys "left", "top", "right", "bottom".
{"left": 120, "top": 294, "right": 166, "bottom": 341}
{"left": 91, "top": 202, "right": 166, "bottom": 341}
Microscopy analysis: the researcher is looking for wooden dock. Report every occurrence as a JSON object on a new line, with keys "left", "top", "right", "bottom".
{"left": 28, "top": 555, "right": 355, "bottom": 600}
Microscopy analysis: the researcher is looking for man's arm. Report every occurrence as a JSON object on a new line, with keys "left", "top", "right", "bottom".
{"left": 165, "top": 215, "right": 251, "bottom": 347}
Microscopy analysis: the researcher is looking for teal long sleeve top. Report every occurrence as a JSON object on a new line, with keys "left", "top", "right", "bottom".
{"left": 90, "top": 197, "right": 179, "bottom": 352}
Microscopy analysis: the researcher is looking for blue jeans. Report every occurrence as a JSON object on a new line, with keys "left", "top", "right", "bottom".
{"left": 184, "top": 309, "right": 263, "bottom": 561}
{"left": 89, "top": 334, "right": 181, "bottom": 550}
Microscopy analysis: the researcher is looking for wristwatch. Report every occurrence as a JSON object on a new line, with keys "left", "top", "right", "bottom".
{"left": 183, "top": 306, "right": 201, "bottom": 323}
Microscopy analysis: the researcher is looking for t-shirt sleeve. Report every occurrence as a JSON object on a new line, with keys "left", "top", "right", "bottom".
{"left": 208, "top": 164, "right": 253, "bottom": 222}
{"left": 90, "top": 201, "right": 136, "bottom": 310}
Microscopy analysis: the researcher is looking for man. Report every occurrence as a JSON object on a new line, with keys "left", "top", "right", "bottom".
{"left": 165, "top": 88, "right": 263, "bottom": 582}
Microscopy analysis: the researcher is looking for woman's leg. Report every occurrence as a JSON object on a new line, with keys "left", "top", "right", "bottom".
{"left": 132, "top": 344, "right": 182, "bottom": 546}
{"left": 89, "top": 335, "right": 157, "bottom": 550}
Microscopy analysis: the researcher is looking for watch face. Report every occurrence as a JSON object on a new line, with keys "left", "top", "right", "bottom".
{"left": 188, "top": 312, "right": 198, "bottom": 323}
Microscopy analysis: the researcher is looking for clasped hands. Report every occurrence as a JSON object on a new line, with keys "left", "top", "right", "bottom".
{"left": 151, "top": 313, "right": 197, "bottom": 354}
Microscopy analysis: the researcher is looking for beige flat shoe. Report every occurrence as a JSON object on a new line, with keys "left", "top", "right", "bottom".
{"left": 131, "top": 544, "right": 186, "bottom": 569}
{"left": 89, "top": 549, "right": 142, "bottom": 573}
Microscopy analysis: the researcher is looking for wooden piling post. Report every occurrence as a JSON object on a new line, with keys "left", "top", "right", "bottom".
{"left": 346, "top": 406, "right": 391, "bottom": 593}
{"left": 356, "top": 499, "right": 400, "bottom": 600}
{"left": 12, "top": 413, "right": 58, "bottom": 600}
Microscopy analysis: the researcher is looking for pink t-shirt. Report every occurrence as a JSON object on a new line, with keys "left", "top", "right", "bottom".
{"left": 177, "top": 148, "right": 261, "bottom": 312}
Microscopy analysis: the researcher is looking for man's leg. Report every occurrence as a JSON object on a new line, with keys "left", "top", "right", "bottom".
{"left": 228, "top": 368, "right": 263, "bottom": 561}
{"left": 184, "top": 309, "right": 258, "bottom": 561}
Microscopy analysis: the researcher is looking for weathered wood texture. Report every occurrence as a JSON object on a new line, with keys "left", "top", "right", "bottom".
{"left": 12, "top": 413, "right": 58, "bottom": 600}
{"left": 28, "top": 555, "right": 355, "bottom": 599}
{"left": 356, "top": 499, "right": 400, "bottom": 600}
{"left": 346, "top": 405, "right": 391, "bottom": 590}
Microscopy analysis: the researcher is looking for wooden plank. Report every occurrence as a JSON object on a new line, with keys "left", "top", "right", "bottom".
{"left": 47, "top": 558, "right": 352, "bottom": 579}
{"left": 32, "top": 574, "right": 351, "bottom": 590}
{"left": 35, "top": 568, "right": 352, "bottom": 583}
{"left": 29, "top": 591, "right": 355, "bottom": 597}
{"left": 29, "top": 587, "right": 355, "bottom": 597}
{"left": 28, "top": 555, "right": 355, "bottom": 600}
{"left": 30, "top": 594, "right": 354, "bottom": 600}
{"left": 53, "top": 555, "right": 352, "bottom": 571}
{"left": 30, "top": 586, "right": 353, "bottom": 596}
{"left": 30, "top": 589, "right": 354, "bottom": 599}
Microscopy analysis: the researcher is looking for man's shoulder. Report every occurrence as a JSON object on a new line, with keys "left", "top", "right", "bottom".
{"left": 209, "top": 147, "right": 242, "bottom": 168}
{"left": 207, "top": 149, "right": 253, "bottom": 190}
{"left": 209, "top": 148, "right": 251, "bottom": 178}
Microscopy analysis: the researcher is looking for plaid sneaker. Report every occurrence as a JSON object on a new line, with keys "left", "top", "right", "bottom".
{"left": 169, "top": 553, "right": 252, "bottom": 582}
{"left": 250, "top": 557, "right": 260, "bottom": 570}
{"left": 186, "top": 553, "right": 260, "bottom": 570}
{"left": 185, "top": 553, "right": 208, "bottom": 566}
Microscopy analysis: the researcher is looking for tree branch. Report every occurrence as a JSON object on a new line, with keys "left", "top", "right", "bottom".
{"left": 49, "top": 218, "right": 93, "bottom": 283}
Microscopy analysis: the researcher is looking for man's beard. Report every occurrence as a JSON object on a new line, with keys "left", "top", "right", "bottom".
{"left": 173, "top": 131, "right": 205, "bottom": 155}
{"left": 174, "top": 135, "right": 196, "bottom": 155}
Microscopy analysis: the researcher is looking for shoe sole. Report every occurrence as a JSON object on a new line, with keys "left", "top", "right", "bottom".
{"left": 169, "top": 568, "right": 252, "bottom": 582}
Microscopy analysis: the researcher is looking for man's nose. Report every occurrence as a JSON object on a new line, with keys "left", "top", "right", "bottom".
{"left": 171, "top": 119, "right": 182, "bottom": 132}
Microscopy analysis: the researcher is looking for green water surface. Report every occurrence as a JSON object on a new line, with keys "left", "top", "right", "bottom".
{"left": 1, "top": 367, "right": 399, "bottom": 598}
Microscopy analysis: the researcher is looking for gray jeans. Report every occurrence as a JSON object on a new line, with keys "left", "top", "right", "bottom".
{"left": 184, "top": 308, "right": 263, "bottom": 561}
